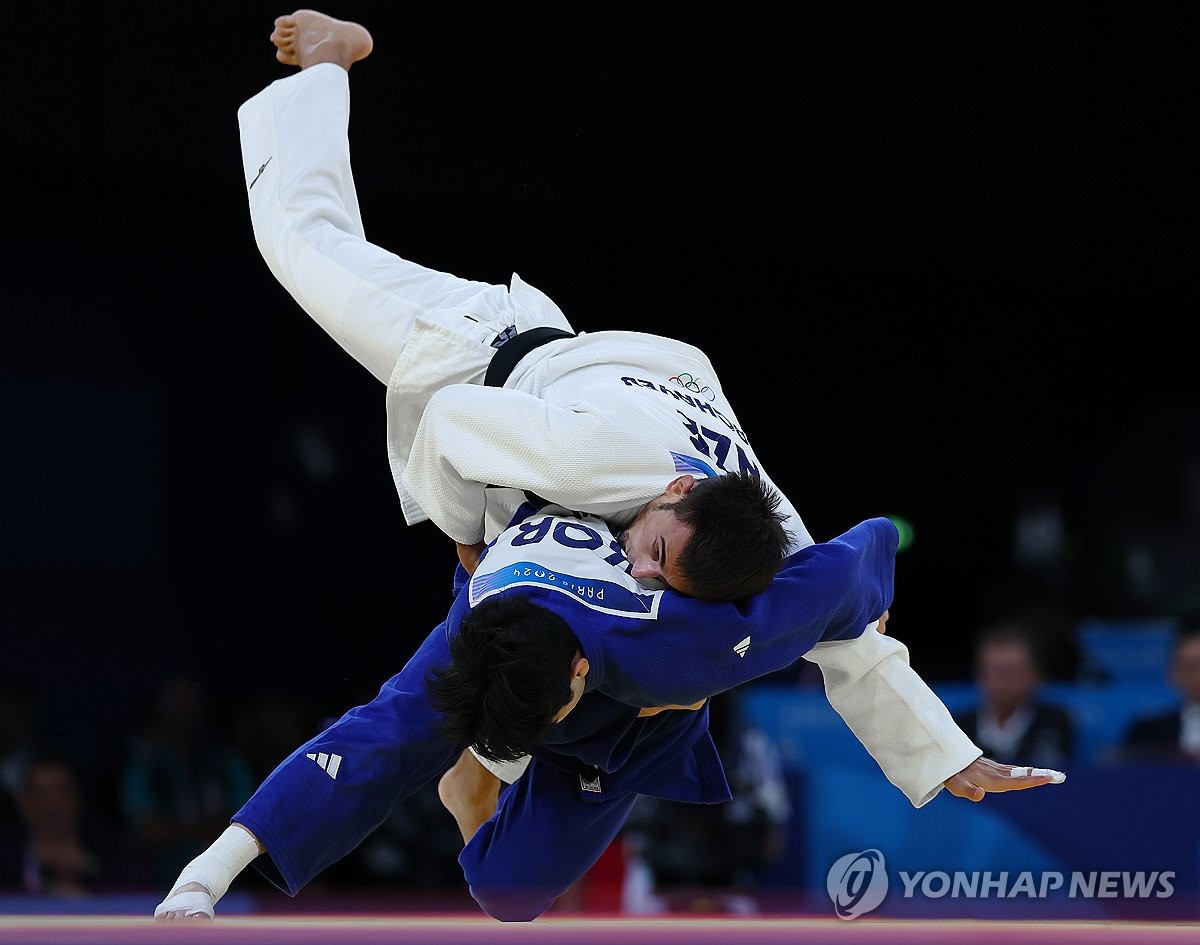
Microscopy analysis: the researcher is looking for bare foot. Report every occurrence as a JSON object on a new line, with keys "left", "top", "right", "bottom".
{"left": 438, "top": 749, "right": 501, "bottom": 844}
{"left": 153, "top": 882, "right": 216, "bottom": 922}
{"left": 270, "top": 9, "right": 373, "bottom": 71}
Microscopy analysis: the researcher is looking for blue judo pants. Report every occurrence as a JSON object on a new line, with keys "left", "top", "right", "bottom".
{"left": 461, "top": 758, "right": 639, "bottom": 921}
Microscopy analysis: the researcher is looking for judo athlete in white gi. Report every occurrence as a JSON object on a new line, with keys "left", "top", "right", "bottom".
{"left": 153, "top": 10, "right": 1067, "bottom": 923}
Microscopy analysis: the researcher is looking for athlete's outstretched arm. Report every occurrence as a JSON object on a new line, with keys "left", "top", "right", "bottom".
{"left": 571, "top": 516, "right": 901, "bottom": 710}
{"left": 805, "top": 623, "right": 1065, "bottom": 807}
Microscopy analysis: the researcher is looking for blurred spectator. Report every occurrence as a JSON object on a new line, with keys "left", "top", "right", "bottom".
{"left": 1075, "top": 400, "right": 1200, "bottom": 620}
{"left": 1115, "top": 621, "right": 1200, "bottom": 764}
{"left": 620, "top": 694, "right": 791, "bottom": 914}
{"left": 1011, "top": 484, "right": 1070, "bottom": 599}
{"left": 117, "top": 675, "right": 256, "bottom": 887}
{"left": 0, "top": 686, "right": 39, "bottom": 824}
{"left": 0, "top": 752, "right": 152, "bottom": 895}
{"left": 954, "top": 619, "right": 1075, "bottom": 766}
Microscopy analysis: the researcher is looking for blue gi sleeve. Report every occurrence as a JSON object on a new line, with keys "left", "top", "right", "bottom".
{"left": 588, "top": 516, "right": 898, "bottom": 708}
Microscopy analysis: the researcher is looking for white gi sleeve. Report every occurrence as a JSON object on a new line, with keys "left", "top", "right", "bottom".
{"left": 803, "top": 627, "right": 983, "bottom": 808}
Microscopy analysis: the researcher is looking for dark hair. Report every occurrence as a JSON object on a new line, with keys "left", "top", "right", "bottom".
{"left": 1173, "top": 615, "right": 1200, "bottom": 655}
{"left": 974, "top": 620, "right": 1045, "bottom": 673}
{"left": 425, "top": 595, "right": 581, "bottom": 763}
{"left": 670, "top": 472, "right": 791, "bottom": 601}
{"left": 20, "top": 751, "right": 81, "bottom": 791}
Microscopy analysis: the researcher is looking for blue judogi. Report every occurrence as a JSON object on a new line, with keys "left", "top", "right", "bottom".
{"left": 234, "top": 512, "right": 897, "bottom": 920}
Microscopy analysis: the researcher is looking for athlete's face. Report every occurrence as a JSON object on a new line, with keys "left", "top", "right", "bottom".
{"left": 977, "top": 638, "right": 1040, "bottom": 713}
{"left": 618, "top": 476, "right": 697, "bottom": 597}
{"left": 1173, "top": 636, "right": 1200, "bottom": 703}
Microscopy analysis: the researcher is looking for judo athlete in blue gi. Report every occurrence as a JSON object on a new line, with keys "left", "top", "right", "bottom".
{"left": 156, "top": 510, "right": 894, "bottom": 921}
{"left": 154, "top": 507, "right": 1067, "bottom": 922}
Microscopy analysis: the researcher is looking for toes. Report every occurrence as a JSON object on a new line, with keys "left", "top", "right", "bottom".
{"left": 154, "top": 890, "right": 215, "bottom": 922}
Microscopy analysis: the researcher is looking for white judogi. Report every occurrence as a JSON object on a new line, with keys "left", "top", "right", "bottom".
{"left": 237, "top": 63, "right": 981, "bottom": 807}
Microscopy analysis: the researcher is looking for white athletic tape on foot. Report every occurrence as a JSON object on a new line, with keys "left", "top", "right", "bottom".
{"left": 163, "top": 824, "right": 261, "bottom": 909}
{"left": 1009, "top": 766, "right": 1066, "bottom": 783}
{"left": 154, "top": 889, "right": 215, "bottom": 920}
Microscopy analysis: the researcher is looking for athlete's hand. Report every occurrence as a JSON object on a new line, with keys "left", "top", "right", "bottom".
{"left": 944, "top": 756, "right": 1066, "bottom": 802}
{"left": 456, "top": 542, "right": 486, "bottom": 575}
{"left": 876, "top": 610, "right": 889, "bottom": 634}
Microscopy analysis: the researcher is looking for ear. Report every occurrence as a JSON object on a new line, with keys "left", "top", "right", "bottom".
{"left": 666, "top": 474, "right": 697, "bottom": 497}
{"left": 571, "top": 656, "right": 590, "bottom": 680}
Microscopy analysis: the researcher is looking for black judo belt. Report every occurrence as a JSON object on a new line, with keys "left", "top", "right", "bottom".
{"left": 484, "top": 327, "right": 576, "bottom": 388}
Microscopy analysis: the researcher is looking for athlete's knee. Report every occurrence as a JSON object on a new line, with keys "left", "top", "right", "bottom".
{"left": 469, "top": 882, "right": 553, "bottom": 923}
{"left": 465, "top": 855, "right": 555, "bottom": 922}
{"left": 460, "top": 819, "right": 562, "bottom": 921}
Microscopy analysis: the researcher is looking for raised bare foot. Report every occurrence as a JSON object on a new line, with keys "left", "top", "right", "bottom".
{"left": 270, "top": 9, "right": 373, "bottom": 71}
{"left": 438, "top": 749, "right": 501, "bottom": 844}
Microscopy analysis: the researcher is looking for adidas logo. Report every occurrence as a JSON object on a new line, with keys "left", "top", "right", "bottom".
{"left": 306, "top": 751, "right": 342, "bottom": 780}
{"left": 733, "top": 635, "right": 751, "bottom": 658}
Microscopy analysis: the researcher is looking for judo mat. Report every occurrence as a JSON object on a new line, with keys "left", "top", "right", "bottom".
{"left": 1, "top": 914, "right": 1197, "bottom": 945}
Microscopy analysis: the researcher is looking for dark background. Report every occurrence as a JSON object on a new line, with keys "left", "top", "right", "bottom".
{"left": 2, "top": 6, "right": 1196, "bottom": 774}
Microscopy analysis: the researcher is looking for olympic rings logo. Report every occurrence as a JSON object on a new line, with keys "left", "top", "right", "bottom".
{"left": 670, "top": 373, "right": 715, "bottom": 401}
